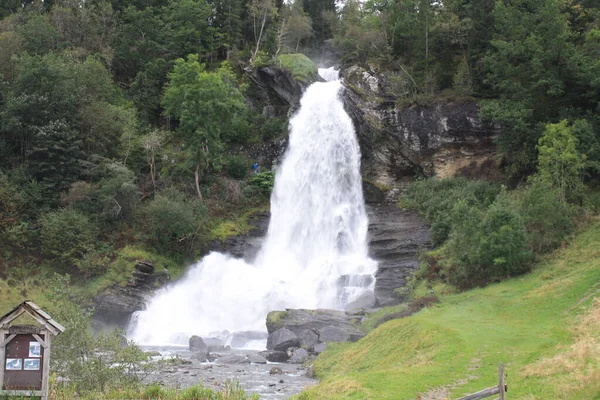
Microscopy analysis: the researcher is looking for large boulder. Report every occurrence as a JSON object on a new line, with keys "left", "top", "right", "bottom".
{"left": 266, "top": 309, "right": 361, "bottom": 335}
{"left": 189, "top": 335, "right": 207, "bottom": 352}
{"left": 318, "top": 326, "right": 364, "bottom": 343}
{"left": 297, "top": 329, "right": 319, "bottom": 349}
{"left": 288, "top": 348, "right": 310, "bottom": 364}
{"left": 259, "top": 350, "right": 289, "bottom": 363}
{"left": 217, "top": 354, "right": 248, "bottom": 364}
{"left": 266, "top": 328, "right": 300, "bottom": 351}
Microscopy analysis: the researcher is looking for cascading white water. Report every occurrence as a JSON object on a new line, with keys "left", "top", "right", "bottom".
{"left": 129, "top": 68, "right": 376, "bottom": 346}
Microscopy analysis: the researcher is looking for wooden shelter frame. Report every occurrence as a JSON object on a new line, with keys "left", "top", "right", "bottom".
{"left": 0, "top": 301, "right": 65, "bottom": 400}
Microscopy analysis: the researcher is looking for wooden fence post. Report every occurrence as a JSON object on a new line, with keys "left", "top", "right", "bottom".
{"left": 499, "top": 363, "right": 505, "bottom": 400}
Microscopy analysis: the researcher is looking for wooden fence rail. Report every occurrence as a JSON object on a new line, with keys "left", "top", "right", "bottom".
{"left": 456, "top": 363, "right": 507, "bottom": 400}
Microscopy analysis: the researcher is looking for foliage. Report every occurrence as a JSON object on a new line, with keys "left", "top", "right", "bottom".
{"left": 162, "top": 56, "right": 247, "bottom": 199}
{"left": 225, "top": 154, "right": 251, "bottom": 180}
{"left": 401, "top": 178, "right": 499, "bottom": 246}
{"left": 536, "top": 120, "right": 587, "bottom": 203}
{"left": 39, "top": 209, "right": 97, "bottom": 271}
{"left": 518, "top": 180, "right": 573, "bottom": 253}
{"left": 277, "top": 53, "right": 317, "bottom": 83}
{"left": 248, "top": 170, "right": 276, "bottom": 195}
{"left": 136, "top": 188, "right": 203, "bottom": 255}
{"left": 48, "top": 274, "right": 151, "bottom": 395}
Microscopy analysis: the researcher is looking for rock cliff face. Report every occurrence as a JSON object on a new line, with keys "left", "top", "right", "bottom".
{"left": 93, "top": 261, "right": 169, "bottom": 329}
{"left": 341, "top": 66, "right": 503, "bottom": 187}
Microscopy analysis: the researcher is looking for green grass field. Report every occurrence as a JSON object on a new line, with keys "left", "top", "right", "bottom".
{"left": 297, "top": 218, "right": 600, "bottom": 400}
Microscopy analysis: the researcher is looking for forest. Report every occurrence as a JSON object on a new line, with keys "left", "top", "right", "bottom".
{"left": 1, "top": 0, "right": 599, "bottom": 278}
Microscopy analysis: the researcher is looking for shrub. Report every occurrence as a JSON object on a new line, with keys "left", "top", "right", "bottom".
{"left": 402, "top": 178, "right": 499, "bottom": 245}
{"left": 136, "top": 188, "right": 202, "bottom": 254}
{"left": 39, "top": 209, "right": 96, "bottom": 270}
{"left": 248, "top": 170, "right": 275, "bottom": 195}
{"left": 445, "top": 194, "right": 532, "bottom": 287}
{"left": 277, "top": 53, "right": 317, "bottom": 83}
{"left": 519, "top": 180, "right": 573, "bottom": 253}
{"left": 225, "top": 155, "right": 251, "bottom": 180}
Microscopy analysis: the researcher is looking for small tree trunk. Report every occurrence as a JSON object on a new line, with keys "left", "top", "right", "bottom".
{"left": 149, "top": 154, "right": 156, "bottom": 192}
{"left": 194, "top": 162, "right": 203, "bottom": 200}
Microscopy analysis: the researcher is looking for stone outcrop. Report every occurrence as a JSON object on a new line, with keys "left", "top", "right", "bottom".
{"left": 93, "top": 260, "right": 169, "bottom": 328}
{"left": 341, "top": 65, "right": 503, "bottom": 187}
{"left": 367, "top": 205, "right": 430, "bottom": 306}
{"left": 207, "top": 212, "right": 270, "bottom": 262}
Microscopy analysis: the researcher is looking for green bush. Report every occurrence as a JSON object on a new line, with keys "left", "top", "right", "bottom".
{"left": 402, "top": 178, "right": 499, "bottom": 245}
{"left": 248, "top": 171, "right": 275, "bottom": 194}
{"left": 39, "top": 209, "right": 96, "bottom": 270}
{"left": 444, "top": 194, "right": 532, "bottom": 287}
{"left": 277, "top": 53, "right": 318, "bottom": 83}
{"left": 404, "top": 178, "right": 535, "bottom": 287}
{"left": 136, "top": 188, "right": 203, "bottom": 254}
{"left": 225, "top": 155, "right": 251, "bottom": 180}
{"left": 519, "top": 180, "right": 573, "bottom": 253}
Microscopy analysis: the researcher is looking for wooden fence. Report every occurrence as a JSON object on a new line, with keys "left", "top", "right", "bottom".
{"left": 456, "top": 363, "right": 507, "bottom": 400}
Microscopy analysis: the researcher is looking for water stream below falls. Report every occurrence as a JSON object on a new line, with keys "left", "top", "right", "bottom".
{"left": 128, "top": 67, "right": 377, "bottom": 347}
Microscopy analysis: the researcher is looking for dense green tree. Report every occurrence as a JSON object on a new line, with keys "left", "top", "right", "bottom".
{"left": 27, "top": 120, "right": 86, "bottom": 197}
{"left": 301, "top": 0, "right": 335, "bottom": 46}
{"left": 39, "top": 208, "right": 96, "bottom": 269}
{"left": 162, "top": 55, "right": 246, "bottom": 199}
{"left": 537, "top": 120, "right": 586, "bottom": 203}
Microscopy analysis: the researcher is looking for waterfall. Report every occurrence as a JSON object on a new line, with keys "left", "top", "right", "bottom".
{"left": 128, "top": 68, "right": 376, "bottom": 346}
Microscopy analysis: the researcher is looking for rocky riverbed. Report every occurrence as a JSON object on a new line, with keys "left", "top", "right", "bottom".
{"left": 141, "top": 347, "right": 316, "bottom": 399}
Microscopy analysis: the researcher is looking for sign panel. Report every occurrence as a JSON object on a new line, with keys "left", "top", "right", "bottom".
{"left": 3, "top": 334, "right": 43, "bottom": 390}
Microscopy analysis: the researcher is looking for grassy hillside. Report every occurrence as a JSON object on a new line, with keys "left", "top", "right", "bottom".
{"left": 297, "top": 218, "right": 600, "bottom": 399}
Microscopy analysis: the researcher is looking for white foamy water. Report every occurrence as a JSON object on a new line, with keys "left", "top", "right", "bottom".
{"left": 318, "top": 66, "right": 340, "bottom": 82}
{"left": 129, "top": 69, "right": 376, "bottom": 346}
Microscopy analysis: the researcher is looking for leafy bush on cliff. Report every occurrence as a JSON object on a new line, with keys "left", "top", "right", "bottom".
{"left": 136, "top": 188, "right": 204, "bottom": 255}
{"left": 277, "top": 53, "right": 317, "bottom": 83}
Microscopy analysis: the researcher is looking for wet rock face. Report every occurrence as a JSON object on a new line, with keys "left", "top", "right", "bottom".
{"left": 341, "top": 66, "right": 503, "bottom": 186}
{"left": 367, "top": 205, "right": 431, "bottom": 306}
{"left": 92, "top": 261, "right": 169, "bottom": 328}
{"left": 207, "top": 212, "right": 270, "bottom": 262}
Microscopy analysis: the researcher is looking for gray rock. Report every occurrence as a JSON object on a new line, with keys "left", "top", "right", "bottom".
{"left": 303, "top": 365, "right": 315, "bottom": 378}
{"left": 344, "top": 291, "right": 377, "bottom": 311}
{"left": 341, "top": 65, "right": 502, "bottom": 186}
{"left": 312, "top": 343, "right": 327, "bottom": 354}
{"left": 266, "top": 309, "right": 361, "bottom": 335}
{"left": 363, "top": 181, "right": 385, "bottom": 204}
{"left": 190, "top": 350, "right": 209, "bottom": 362}
{"left": 189, "top": 335, "right": 207, "bottom": 352}
{"left": 269, "top": 367, "right": 283, "bottom": 375}
{"left": 318, "top": 326, "right": 364, "bottom": 343}
{"left": 259, "top": 350, "right": 289, "bottom": 363}
{"left": 288, "top": 348, "right": 310, "bottom": 364}
{"left": 217, "top": 354, "right": 247, "bottom": 364}
{"left": 246, "top": 354, "right": 267, "bottom": 364}
{"left": 267, "top": 328, "right": 300, "bottom": 351}
{"left": 297, "top": 329, "right": 319, "bottom": 349}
